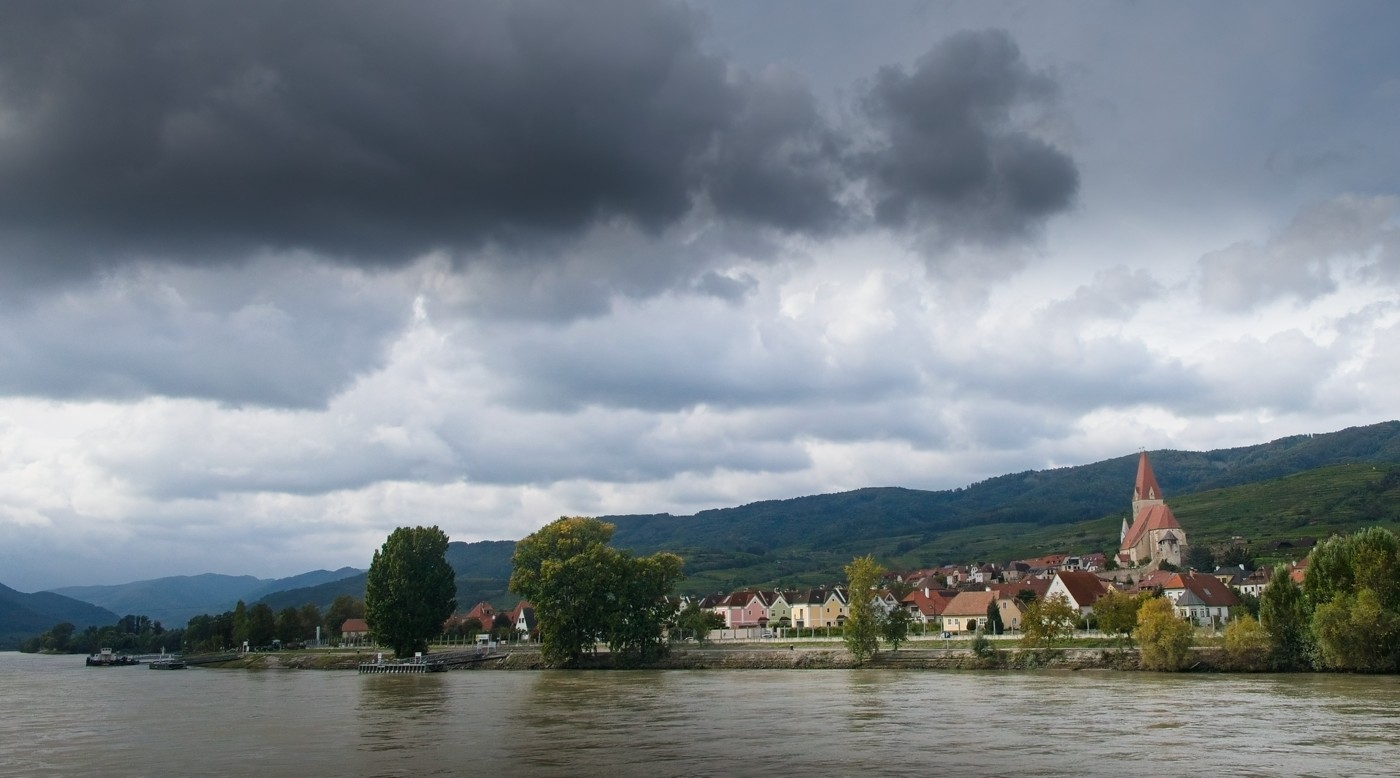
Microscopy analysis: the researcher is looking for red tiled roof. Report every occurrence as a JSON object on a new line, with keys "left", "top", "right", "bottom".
{"left": 943, "top": 591, "right": 997, "bottom": 617}
{"left": 1120, "top": 503, "right": 1183, "bottom": 551}
{"left": 989, "top": 578, "right": 1051, "bottom": 600}
{"left": 341, "top": 618, "right": 368, "bottom": 633}
{"left": 1166, "top": 571, "right": 1240, "bottom": 607}
{"left": 1054, "top": 570, "right": 1109, "bottom": 607}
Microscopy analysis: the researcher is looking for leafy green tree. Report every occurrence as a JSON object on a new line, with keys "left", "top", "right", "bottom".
{"left": 1184, "top": 544, "right": 1215, "bottom": 571}
{"left": 365, "top": 525, "right": 458, "bottom": 658}
{"left": 881, "top": 605, "right": 912, "bottom": 651}
{"left": 232, "top": 600, "right": 250, "bottom": 648}
{"left": 1014, "top": 588, "right": 1038, "bottom": 607}
{"left": 1217, "top": 544, "right": 1254, "bottom": 568}
{"left": 511, "top": 516, "right": 685, "bottom": 666}
{"left": 276, "top": 607, "right": 303, "bottom": 643}
{"left": 674, "top": 602, "right": 724, "bottom": 643}
{"left": 1259, "top": 567, "right": 1310, "bottom": 669}
{"left": 1223, "top": 615, "right": 1269, "bottom": 670}
{"left": 1304, "top": 527, "right": 1400, "bottom": 671}
{"left": 511, "top": 518, "right": 619, "bottom": 665}
{"left": 607, "top": 551, "right": 685, "bottom": 665}
{"left": 1134, "top": 596, "right": 1193, "bottom": 671}
{"left": 1095, "top": 589, "right": 1147, "bottom": 647}
{"left": 984, "top": 597, "right": 1004, "bottom": 635}
{"left": 248, "top": 603, "right": 276, "bottom": 647}
{"left": 842, "top": 555, "right": 884, "bottom": 665}
{"left": 1019, "top": 595, "right": 1077, "bottom": 648}
{"left": 299, "top": 603, "right": 323, "bottom": 640}
{"left": 325, "top": 595, "right": 366, "bottom": 638}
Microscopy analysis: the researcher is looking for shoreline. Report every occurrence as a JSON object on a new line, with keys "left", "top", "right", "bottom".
{"left": 206, "top": 644, "right": 1258, "bottom": 672}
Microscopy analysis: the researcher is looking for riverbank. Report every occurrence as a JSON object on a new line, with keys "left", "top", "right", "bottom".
{"left": 209, "top": 644, "right": 1251, "bottom": 671}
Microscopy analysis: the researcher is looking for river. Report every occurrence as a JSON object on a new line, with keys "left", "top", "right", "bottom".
{"left": 3, "top": 652, "right": 1399, "bottom": 776}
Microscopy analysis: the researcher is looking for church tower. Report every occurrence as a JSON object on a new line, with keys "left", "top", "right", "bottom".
{"left": 1131, "top": 450, "right": 1164, "bottom": 521}
{"left": 1119, "top": 450, "right": 1187, "bottom": 567}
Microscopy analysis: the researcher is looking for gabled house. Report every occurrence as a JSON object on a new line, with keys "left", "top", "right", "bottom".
{"left": 940, "top": 591, "right": 1024, "bottom": 634}
{"left": 1162, "top": 572, "right": 1238, "bottom": 626}
{"left": 1045, "top": 570, "right": 1111, "bottom": 616}
{"left": 341, "top": 618, "right": 370, "bottom": 644}
{"left": 507, "top": 601, "right": 537, "bottom": 640}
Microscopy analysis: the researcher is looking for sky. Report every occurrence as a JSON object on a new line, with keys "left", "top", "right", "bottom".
{"left": 2, "top": 1, "right": 1399, "bottom": 592}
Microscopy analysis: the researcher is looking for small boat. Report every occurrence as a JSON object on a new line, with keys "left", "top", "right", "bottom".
{"left": 86, "top": 648, "right": 141, "bottom": 667}
{"left": 148, "top": 657, "right": 187, "bottom": 670}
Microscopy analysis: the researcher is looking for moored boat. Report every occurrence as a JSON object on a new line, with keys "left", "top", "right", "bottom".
{"left": 86, "top": 648, "right": 141, "bottom": 667}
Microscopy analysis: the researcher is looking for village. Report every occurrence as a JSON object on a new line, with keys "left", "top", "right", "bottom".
{"left": 339, "top": 452, "right": 1307, "bottom": 647}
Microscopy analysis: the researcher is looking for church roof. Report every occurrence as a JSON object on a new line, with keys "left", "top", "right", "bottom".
{"left": 1134, "top": 451, "right": 1164, "bottom": 502}
{"left": 1120, "top": 503, "right": 1182, "bottom": 552}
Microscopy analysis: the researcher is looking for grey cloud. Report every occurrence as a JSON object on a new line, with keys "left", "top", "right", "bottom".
{"left": 0, "top": 262, "right": 407, "bottom": 408}
{"left": 858, "top": 29, "right": 1079, "bottom": 244}
{"left": 1199, "top": 195, "right": 1398, "bottom": 311}
{"left": 0, "top": 4, "right": 1078, "bottom": 292}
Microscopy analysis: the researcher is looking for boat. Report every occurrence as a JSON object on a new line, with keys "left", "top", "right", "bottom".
{"left": 148, "top": 656, "right": 187, "bottom": 670}
{"left": 86, "top": 648, "right": 141, "bottom": 667}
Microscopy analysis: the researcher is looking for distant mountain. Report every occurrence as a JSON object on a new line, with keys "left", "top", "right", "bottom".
{"left": 48, "top": 568, "right": 364, "bottom": 627}
{"left": 0, "top": 582, "right": 118, "bottom": 650}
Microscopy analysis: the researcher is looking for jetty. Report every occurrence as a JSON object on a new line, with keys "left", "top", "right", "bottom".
{"left": 358, "top": 647, "right": 507, "bottom": 674}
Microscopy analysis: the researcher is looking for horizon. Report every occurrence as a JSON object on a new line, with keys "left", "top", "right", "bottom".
{"left": 3, "top": 1, "right": 1399, "bottom": 591}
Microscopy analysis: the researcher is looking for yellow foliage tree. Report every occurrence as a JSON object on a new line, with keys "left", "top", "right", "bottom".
{"left": 1133, "top": 596, "right": 1194, "bottom": 671}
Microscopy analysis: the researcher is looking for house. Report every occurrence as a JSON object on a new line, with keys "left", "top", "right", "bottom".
{"left": 1237, "top": 567, "right": 1273, "bottom": 597}
{"left": 1118, "top": 451, "right": 1189, "bottom": 566}
{"left": 462, "top": 601, "right": 498, "bottom": 630}
{"left": 507, "top": 601, "right": 537, "bottom": 640}
{"left": 902, "top": 588, "right": 955, "bottom": 628}
{"left": 940, "top": 591, "right": 1024, "bottom": 633}
{"left": 340, "top": 618, "right": 370, "bottom": 643}
{"left": 1162, "top": 572, "right": 1239, "bottom": 626}
{"left": 1045, "top": 570, "right": 1111, "bottom": 616}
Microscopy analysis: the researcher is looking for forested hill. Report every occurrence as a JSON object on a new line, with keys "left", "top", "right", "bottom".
{"left": 0, "top": 583, "right": 118, "bottom": 650}
{"left": 606, "top": 420, "right": 1400, "bottom": 558}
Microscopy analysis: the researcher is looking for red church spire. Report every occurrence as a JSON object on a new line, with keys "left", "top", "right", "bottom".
{"left": 1134, "top": 450, "right": 1163, "bottom": 503}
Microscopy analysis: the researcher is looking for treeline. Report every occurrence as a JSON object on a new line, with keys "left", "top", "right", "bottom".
{"left": 183, "top": 595, "right": 366, "bottom": 651}
{"left": 18, "top": 614, "right": 183, "bottom": 655}
{"left": 18, "top": 595, "right": 367, "bottom": 654}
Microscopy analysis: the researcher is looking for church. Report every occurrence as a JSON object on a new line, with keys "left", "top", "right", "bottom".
{"left": 1118, "top": 451, "right": 1188, "bottom": 567}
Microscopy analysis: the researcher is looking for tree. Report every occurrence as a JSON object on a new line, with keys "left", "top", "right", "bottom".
{"left": 1184, "top": 544, "right": 1215, "bottom": 571}
{"left": 842, "top": 555, "right": 884, "bottom": 665}
{"left": 984, "top": 597, "right": 1004, "bottom": 636}
{"left": 1095, "top": 589, "right": 1147, "bottom": 647}
{"left": 881, "top": 605, "right": 913, "bottom": 651}
{"left": 365, "top": 525, "right": 458, "bottom": 658}
{"left": 1134, "top": 596, "right": 1193, "bottom": 671}
{"left": 276, "top": 607, "right": 304, "bottom": 643}
{"left": 606, "top": 551, "right": 685, "bottom": 665}
{"left": 510, "top": 516, "right": 686, "bottom": 667}
{"left": 1258, "top": 567, "right": 1310, "bottom": 669}
{"left": 1224, "top": 615, "right": 1269, "bottom": 671}
{"left": 298, "top": 603, "right": 322, "bottom": 641}
{"left": 232, "top": 600, "right": 250, "bottom": 648}
{"left": 511, "top": 517, "right": 619, "bottom": 666}
{"left": 1304, "top": 527, "right": 1400, "bottom": 671}
{"left": 674, "top": 602, "right": 724, "bottom": 643}
{"left": 1019, "top": 595, "right": 1077, "bottom": 648}
{"left": 325, "top": 595, "right": 365, "bottom": 638}
{"left": 247, "top": 603, "right": 276, "bottom": 648}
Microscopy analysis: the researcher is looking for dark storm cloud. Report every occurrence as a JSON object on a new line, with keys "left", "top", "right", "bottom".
{"left": 0, "top": 3, "right": 1076, "bottom": 287}
{"left": 0, "top": 0, "right": 821, "bottom": 282}
{"left": 858, "top": 29, "right": 1079, "bottom": 243}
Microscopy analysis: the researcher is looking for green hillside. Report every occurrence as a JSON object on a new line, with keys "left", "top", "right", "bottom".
{"left": 0, "top": 583, "right": 119, "bottom": 650}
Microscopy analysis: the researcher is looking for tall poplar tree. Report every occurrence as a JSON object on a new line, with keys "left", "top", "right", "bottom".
{"left": 365, "top": 525, "right": 457, "bottom": 658}
{"left": 843, "top": 555, "right": 884, "bottom": 665}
